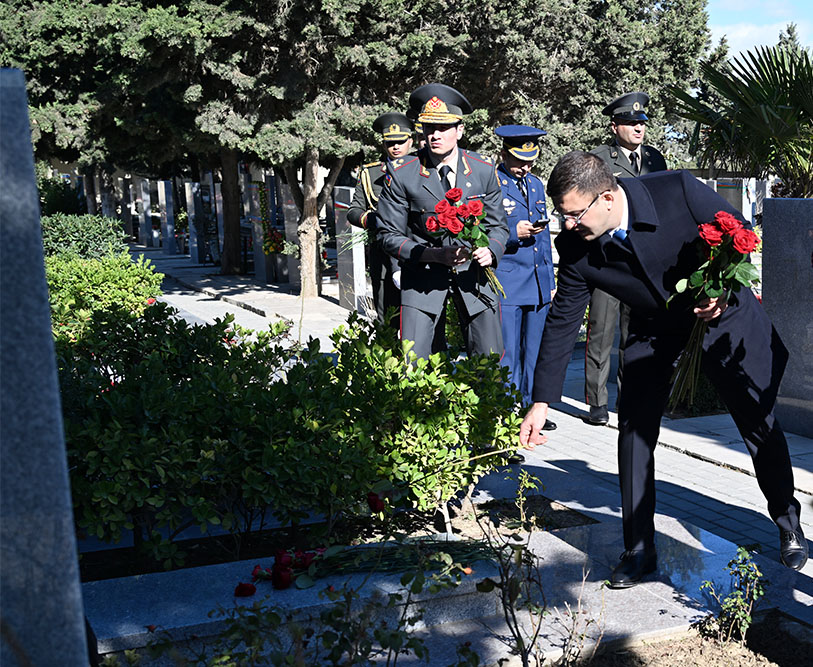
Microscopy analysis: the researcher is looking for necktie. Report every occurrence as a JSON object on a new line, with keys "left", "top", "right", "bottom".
{"left": 439, "top": 165, "right": 452, "bottom": 192}
{"left": 613, "top": 228, "right": 631, "bottom": 248}
{"left": 517, "top": 177, "right": 527, "bottom": 201}
{"left": 629, "top": 151, "right": 639, "bottom": 175}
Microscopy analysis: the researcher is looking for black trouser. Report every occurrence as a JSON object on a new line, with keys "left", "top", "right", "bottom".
{"left": 616, "top": 292, "right": 799, "bottom": 552}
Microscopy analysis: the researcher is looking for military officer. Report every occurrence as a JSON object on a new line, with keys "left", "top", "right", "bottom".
{"left": 494, "top": 125, "right": 557, "bottom": 432}
{"left": 376, "top": 83, "right": 509, "bottom": 359}
{"left": 347, "top": 112, "right": 414, "bottom": 329}
{"left": 584, "top": 92, "right": 668, "bottom": 426}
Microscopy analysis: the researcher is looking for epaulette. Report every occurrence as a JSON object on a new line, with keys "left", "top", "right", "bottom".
{"left": 391, "top": 156, "right": 419, "bottom": 171}
{"left": 363, "top": 160, "right": 384, "bottom": 169}
{"left": 461, "top": 149, "right": 493, "bottom": 166}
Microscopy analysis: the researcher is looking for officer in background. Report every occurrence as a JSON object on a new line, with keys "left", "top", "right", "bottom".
{"left": 376, "top": 83, "right": 509, "bottom": 360}
{"left": 347, "top": 112, "right": 414, "bottom": 329}
{"left": 584, "top": 92, "right": 667, "bottom": 426}
{"left": 494, "top": 125, "right": 556, "bottom": 432}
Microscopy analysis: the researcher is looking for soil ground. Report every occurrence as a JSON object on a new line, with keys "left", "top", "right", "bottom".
{"left": 580, "top": 609, "right": 813, "bottom": 666}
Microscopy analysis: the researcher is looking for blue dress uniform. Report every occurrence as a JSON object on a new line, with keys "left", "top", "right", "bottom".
{"left": 493, "top": 126, "right": 555, "bottom": 408}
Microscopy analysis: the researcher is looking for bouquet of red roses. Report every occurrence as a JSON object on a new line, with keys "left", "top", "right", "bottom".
{"left": 425, "top": 187, "right": 505, "bottom": 298}
{"left": 667, "top": 210, "right": 761, "bottom": 410}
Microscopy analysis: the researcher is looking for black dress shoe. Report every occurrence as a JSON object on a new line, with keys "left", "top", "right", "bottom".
{"left": 780, "top": 528, "right": 808, "bottom": 571}
{"left": 585, "top": 405, "right": 609, "bottom": 426}
{"left": 541, "top": 419, "right": 557, "bottom": 431}
{"left": 609, "top": 550, "right": 657, "bottom": 588}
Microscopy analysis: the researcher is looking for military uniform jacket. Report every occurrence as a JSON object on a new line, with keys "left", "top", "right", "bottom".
{"left": 591, "top": 143, "right": 667, "bottom": 179}
{"left": 376, "top": 147, "right": 509, "bottom": 316}
{"left": 494, "top": 164, "right": 555, "bottom": 307}
{"left": 531, "top": 170, "right": 777, "bottom": 403}
{"left": 347, "top": 161, "right": 386, "bottom": 231}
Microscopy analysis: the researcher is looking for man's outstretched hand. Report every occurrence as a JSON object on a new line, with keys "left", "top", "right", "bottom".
{"left": 519, "top": 402, "right": 550, "bottom": 449}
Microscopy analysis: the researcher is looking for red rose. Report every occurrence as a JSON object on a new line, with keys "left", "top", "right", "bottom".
{"left": 446, "top": 216, "right": 465, "bottom": 235}
{"left": 295, "top": 551, "right": 316, "bottom": 568}
{"left": 446, "top": 188, "right": 463, "bottom": 203}
{"left": 435, "top": 199, "right": 452, "bottom": 215}
{"left": 271, "top": 565, "right": 293, "bottom": 590}
{"left": 274, "top": 551, "right": 293, "bottom": 568}
{"left": 698, "top": 223, "right": 724, "bottom": 246}
{"left": 714, "top": 211, "right": 742, "bottom": 235}
{"left": 468, "top": 199, "right": 484, "bottom": 217}
{"left": 146, "top": 297, "right": 156, "bottom": 305}
{"left": 439, "top": 208, "right": 461, "bottom": 229}
{"left": 234, "top": 582, "right": 257, "bottom": 597}
{"left": 251, "top": 564, "right": 262, "bottom": 581}
{"left": 367, "top": 491, "right": 385, "bottom": 513}
{"left": 426, "top": 216, "right": 440, "bottom": 232}
{"left": 456, "top": 203, "right": 470, "bottom": 218}
{"left": 731, "top": 227, "right": 760, "bottom": 254}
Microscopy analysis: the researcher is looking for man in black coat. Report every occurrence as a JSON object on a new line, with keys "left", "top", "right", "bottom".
{"left": 520, "top": 151, "right": 807, "bottom": 587}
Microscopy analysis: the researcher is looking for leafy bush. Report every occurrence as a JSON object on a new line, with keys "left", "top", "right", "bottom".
{"left": 60, "top": 305, "right": 519, "bottom": 567}
{"left": 47, "top": 252, "right": 163, "bottom": 340}
{"left": 35, "top": 162, "right": 84, "bottom": 216}
{"left": 41, "top": 212, "right": 128, "bottom": 259}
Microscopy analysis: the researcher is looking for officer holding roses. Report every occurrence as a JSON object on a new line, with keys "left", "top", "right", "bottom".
{"left": 376, "top": 83, "right": 509, "bottom": 359}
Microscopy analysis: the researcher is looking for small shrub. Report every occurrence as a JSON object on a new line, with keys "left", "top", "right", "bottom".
{"left": 41, "top": 212, "right": 128, "bottom": 259}
{"left": 698, "top": 546, "right": 768, "bottom": 643}
{"left": 46, "top": 251, "right": 163, "bottom": 339}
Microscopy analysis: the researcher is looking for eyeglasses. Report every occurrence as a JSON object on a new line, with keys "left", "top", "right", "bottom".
{"left": 552, "top": 191, "right": 605, "bottom": 226}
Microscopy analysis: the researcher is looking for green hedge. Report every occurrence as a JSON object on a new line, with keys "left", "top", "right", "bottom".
{"left": 41, "top": 213, "right": 128, "bottom": 259}
{"left": 47, "top": 251, "right": 163, "bottom": 340}
{"left": 59, "top": 306, "right": 520, "bottom": 568}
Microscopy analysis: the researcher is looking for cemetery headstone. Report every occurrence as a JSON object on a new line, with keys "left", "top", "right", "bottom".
{"left": 0, "top": 67, "right": 90, "bottom": 667}
{"left": 266, "top": 172, "right": 288, "bottom": 283}
{"left": 184, "top": 180, "right": 207, "bottom": 264}
{"left": 157, "top": 180, "right": 178, "bottom": 255}
{"left": 214, "top": 182, "right": 225, "bottom": 250}
{"left": 247, "top": 179, "right": 275, "bottom": 284}
{"left": 279, "top": 181, "right": 301, "bottom": 288}
{"left": 333, "top": 185, "right": 367, "bottom": 311}
{"left": 118, "top": 176, "right": 134, "bottom": 239}
{"left": 762, "top": 197, "right": 813, "bottom": 437}
{"left": 139, "top": 177, "right": 154, "bottom": 247}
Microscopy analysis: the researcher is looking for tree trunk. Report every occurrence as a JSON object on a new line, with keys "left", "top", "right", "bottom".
{"left": 83, "top": 167, "right": 98, "bottom": 215}
{"left": 219, "top": 147, "right": 243, "bottom": 274}
{"left": 299, "top": 146, "right": 321, "bottom": 298}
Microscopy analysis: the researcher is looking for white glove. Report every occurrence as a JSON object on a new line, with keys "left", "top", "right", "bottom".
{"left": 392, "top": 270, "right": 402, "bottom": 290}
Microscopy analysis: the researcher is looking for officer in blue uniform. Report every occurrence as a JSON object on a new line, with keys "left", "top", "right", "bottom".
{"left": 494, "top": 126, "right": 556, "bottom": 431}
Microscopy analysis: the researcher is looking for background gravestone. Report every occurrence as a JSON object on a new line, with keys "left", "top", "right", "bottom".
{"left": 0, "top": 68, "right": 89, "bottom": 666}
{"left": 762, "top": 197, "right": 813, "bottom": 437}
{"left": 157, "top": 180, "right": 178, "bottom": 255}
{"left": 279, "top": 182, "right": 301, "bottom": 289}
{"left": 334, "top": 185, "right": 366, "bottom": 311}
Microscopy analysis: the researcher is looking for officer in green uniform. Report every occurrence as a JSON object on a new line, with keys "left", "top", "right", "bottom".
{"left": 585, "top": 92, "right": 668, "bottom": 425}
{"left": 347, "top": 112, "right": 414, "bottom": 328}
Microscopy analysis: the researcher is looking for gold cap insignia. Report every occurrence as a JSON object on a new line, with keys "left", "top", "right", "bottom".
{"left": 522, "top": 142, "right": 534, "bottom": 150}
{"left": 632, "top": 102, "right": 640, "bottom": 111}
{"left": 424, "top": 96, "right": 448, "bottom": 114}
{"left": 389, "top": 123, "right": 400, "bottom": 134}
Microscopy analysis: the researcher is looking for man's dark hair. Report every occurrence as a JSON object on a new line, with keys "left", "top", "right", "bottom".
{"left": 547, "top": 151, "right": 617, "bottom": 201}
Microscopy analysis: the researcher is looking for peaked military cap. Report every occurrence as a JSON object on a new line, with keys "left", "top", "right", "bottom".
{"left": 495, "top": 124, "right": 547, "bottom": 161}
{"left": 410, "top": 83, "right": 472, "bottom": 125}
{"left": 372, "top": 112, "right": 413, "bottom": 141}
{"left": 602, "top": 91, "right": 650, "bottom": 122}
{"left": 406, "top": 107, "right": 424, "bottom": 135}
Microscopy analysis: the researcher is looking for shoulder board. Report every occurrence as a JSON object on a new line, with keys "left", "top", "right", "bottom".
{"left": 392, "top": 156, "right": 419, "bottom": 171}
{"left": 363, "top": 161, "right": 383, "bottom": 169}
{"left": 462, "top": 149, "right": 493, "bottom": 166}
